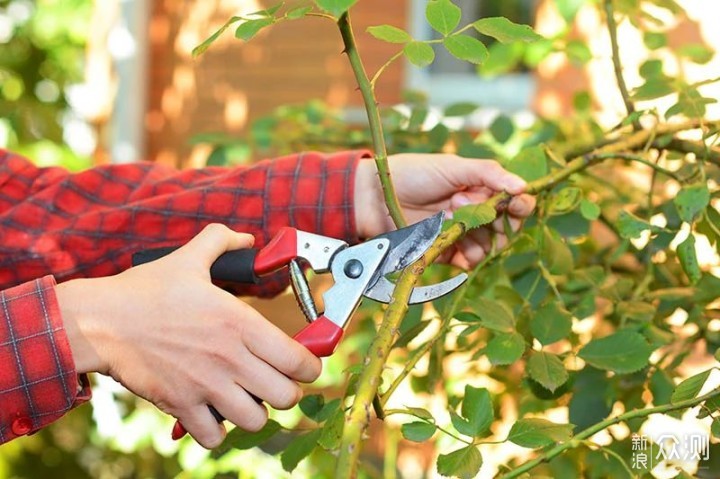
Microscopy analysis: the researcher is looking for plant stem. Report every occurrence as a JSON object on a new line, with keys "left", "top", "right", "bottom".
{"left": 499, "top": 387, "right": 720, "bottom": 479}
{"left": 603, "top": 0, "right": 639, "bottom": 129}
{"left": 337, "top": 12, "right": 407, "bottom": 228}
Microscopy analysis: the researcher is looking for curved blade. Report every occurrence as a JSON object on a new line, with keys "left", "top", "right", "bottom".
{"left": 371, "top": 212, "right": 444, "bottom": 279}
{"left": 364, "top": 273, "right": 468, "bottom": 304}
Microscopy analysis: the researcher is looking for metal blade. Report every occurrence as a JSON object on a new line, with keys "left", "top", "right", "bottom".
{"left": 364, "top": 273, "right": 468, "bottom": 304}
{"left": 371, "top": 212, "right": 444, "bottom": 279}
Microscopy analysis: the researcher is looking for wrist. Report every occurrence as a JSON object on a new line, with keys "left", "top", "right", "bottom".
{"left": 56, "top": 279, "right": 109, "bottom": 375}
{"left": 353, "top": 158, "right": 385, "bottom": 239}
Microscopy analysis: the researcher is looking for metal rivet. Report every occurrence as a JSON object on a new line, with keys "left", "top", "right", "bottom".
{"left": 378, "top": 243, "right": 384, "bottom": 249}
{"left": 304, "top": 243, "right": 310, "bottom": 249}
{"left": 324, "top": 246, "right": 330, "bottom": 253}
{"left": 344, "top": 259, "right": 363, "bottom": 279}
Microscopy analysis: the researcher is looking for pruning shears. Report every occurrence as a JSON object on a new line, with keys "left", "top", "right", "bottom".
{"left": 132, "top": 212, "right": 467, "bottom": 440}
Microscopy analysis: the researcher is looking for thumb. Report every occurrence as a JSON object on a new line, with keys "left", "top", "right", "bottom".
{"left": 180, "top": 223, "right": 255, "bottom": 267}
{"left": 451, "top": 159, "right": 527, "bottom": 195}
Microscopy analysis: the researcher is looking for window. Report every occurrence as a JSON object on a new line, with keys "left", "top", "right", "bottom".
{"left": 407, "top": 0, "right": 536, "bottom": 113}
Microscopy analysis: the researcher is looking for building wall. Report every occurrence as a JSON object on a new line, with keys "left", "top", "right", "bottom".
{"left": 146, "top": 0, "right": 407, "bottom": 166}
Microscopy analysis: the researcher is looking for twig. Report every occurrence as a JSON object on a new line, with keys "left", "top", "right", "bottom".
{"left": 338, "top": 12, "right": 407, "bottom": 228}
{"left": 499, "top": 387, "right": 720, "bottom": 479}
{"left": 603, "top": 0, "right": 639, "bottom": 129}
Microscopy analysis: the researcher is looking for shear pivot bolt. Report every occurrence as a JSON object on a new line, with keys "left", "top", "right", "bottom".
{"left": 344, "top": 259, "right": 363, "bottom": 279}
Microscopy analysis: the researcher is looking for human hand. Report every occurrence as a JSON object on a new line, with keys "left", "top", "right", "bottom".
{"left": 57, "top": 224, "right": 321, "bottom": 448}
{"left": 354, "top": 153, "right": 536, "bottom": 269}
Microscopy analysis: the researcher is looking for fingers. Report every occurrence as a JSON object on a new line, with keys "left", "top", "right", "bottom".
{"left": 179, "top": 404, "right": 227, "bottom": 449}
{"left": 210, "top": 384, "right": 270, "bottom": 433}
{"left": 181, "top": 223, "right": 255, "bottom": 267}
{"left": 227, "top": 354, "right": 304, "bottom": 410}
{"left": 508, "top": 194, "right": 537, "bottom": 218}
{"left": 447, "top": 158, "right": 527, "bottom": 195}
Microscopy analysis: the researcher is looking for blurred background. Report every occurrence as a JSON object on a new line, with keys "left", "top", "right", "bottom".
{"left": 1, "top": 0, "right": 720, "bottom": 478}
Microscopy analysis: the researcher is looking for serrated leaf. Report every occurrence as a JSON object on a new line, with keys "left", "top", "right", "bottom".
{"left": 671, "top": 369, "right": 712, "bottom": 404}
{"left": 317, "top": 408, "right": 344, "bottom": 449}
{"left": 281, "top": 429, "right": 321, "bottom": 472}
{"left": 367, "top": 25, "right": 412, "bottom": 43}
{"left": 299, "top": 394, "right": 325, "bottom": 420}
{"left": 678, "top": 234, "right": 702, "bottom": 285}
{"left": 508, "top": 418, "right": 574, "bottom": 448}
{"left": 402, "top": 421, "right": 437, "bottom": 442}
{"left": 193, "top": 16, "right": 243, "bottom": 57}
{"left": 444, "top": 34, "right": 489, "bottom": 64}
{"left": 454, "top": 202, "right": 498, "bottom": 229}
{"left": 426, "top": 0, "right": 461, "bottom": 36}
{"left": 675, "top": 183, "right": 710, "bottom": 223}
{"left": 486, "top": 332, "right": 525, "bottom": 365}
{"left": 617, "top": 210, "right": 657, "bottom": 239}
{"left": 531, "top": 303, "right": 572, "bottom": 345}
{"left": 460, "top": 385, "right": 494, "bottom": 437}
{"left": 527, "top": 352, "right": 569, "bottom": 392}
{"left": 314, "top": 0, "right": 358, "bottom": 17}
{"left": 235, "top": 18, "right": 274, "bottom": 41}
{"left": 507, "top": 146, "right": 548, "bottom": 182}
{"left": 287, "top": 6, "right": 312, "bottom": 19}
{"left": 489, "top": 114, "right": 514, "bottom": 143}
{"left": 404, "top": 41, "right": 435, "bottom": 67}
{"left": 580, "top": 199, "right": 601, "bottom": 220}
{"left": 473, "top": 297, "right": 515, "bottom": 332}
{"left": 473, "top": 17, "right": 542, "bottom": 43}
{"left": 436, "top": 445, "right": 483, "bottom": 479}
{"left": 578, "top": 331, "right": 653, "bottom": 374}
{"left": 218, "top": 419, "right": 280, "bottom": 453}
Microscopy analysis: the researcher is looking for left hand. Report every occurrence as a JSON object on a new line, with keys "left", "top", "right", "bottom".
{"left": 354, "top": 153, "right": 536, "bottom": 269}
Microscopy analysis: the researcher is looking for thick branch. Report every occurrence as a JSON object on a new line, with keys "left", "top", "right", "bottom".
{"left": 603, "top": 0, "right": 639, "bottom": 129}
{"left": 337, "top": 13, "right": 407, "bottom": 228}
{"left": 499, "top": 387, "right": 720, "bottom": 479}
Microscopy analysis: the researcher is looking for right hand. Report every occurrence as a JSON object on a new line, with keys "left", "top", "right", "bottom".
{"left": 57, "top": 223, "right": 322, "bottom": 448}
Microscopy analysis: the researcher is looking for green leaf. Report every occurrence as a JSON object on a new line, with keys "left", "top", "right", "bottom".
{"left": 617, "top": 210, "right": 657, "bottom": 239}
{"left": 580, "top": 199, "right": 601, "bottom": 220}
{"left": 436, "top": 445, "right": 483, "bottom": 479}
{"left": 299, "top": 394, "right": 325, "bottom": 420}
{"left": 473, "top": 297, "right": 515, "bottom": 332}
{"left": 643, "top": 32, "right": 667, "bottom": 50}
{"left": 617, "top": 301, "right": 656, "bottom": 322}
{"left": 444, "top": 102, "right": 479, "bottom": 116}
{"left": 671, "top": 369, "right": 712, "bottom": 404}
{"left": 507, "top": 146, "right": 548, "bottom": 182}
{"left": 578, "top": 331, "right": 653, "bottom": 374}
{"left": 404, "top": 41, "right": 435, "bottom": 67}
{"left": 235, "top": 18, "right": 274, "bottom": 41}
{"left": 508, "top": 418, "right": 574, "bottom": 448}
{"left": 678, "top": 234, "right": 702, "bottom": 285}
{"left": 192, "top": 16, "right": 243, "bottom": 57}
{"left": 218, "top": 419, "right": 281, "bottom": 453}
{"left": 632, "top": 79, "right": 675, "bottom": 100}
{"left": 541, "top": 227, "right": 574, "bottom": 275}
{"left": 548, "top": 187, "right": 582, "bottom": 216}
{"left": 454, "top": 202, "right": 497, "bottom": 229}
{"left": 639, "top": 59, "right": 664, "bottom": 80}
{"left": 281, "top": 429, "right": 321, "bottom": 472}
{"left": 460, "top": 385, "right": 494, "bottom": 437}
{"left": 565, "top": 40, "right": 592, "bottom": 64}
{"left": 367, "top": 25, "right": 412, "bottom": 43}
{"left": 675, "top": 183, "right": 710, "bottom": 223}
{"left": 472, "top": 17, "right": 542, "bottom": 43}
{"left": 531, "top": 303, "right": 572, "bottom": 345}
{"left": 426, "top": 0, "right": 461, "bottom": 36}
{"left": 251, "top": 1, "right": 285, "bottom": 17}
{"left": 314, "top": 398, "right": 341, "bottom": 422}
{"left": 287, "top": 6, "right": 312, "bottom": 19}
{"left": 444, "top": 34, "right": 489, "bottom": 64}
{"left": 489, "top": 115, "right": 514, "bottom": 143}
{"left": 402, "top": 421, "right": 437, "bottom": 442}
{"left": 678, "top": 43, "right": 715, "bottom": 64}
{"left": 486, "top": 332, "right": 526, "bottom": 365}
{"left": 527, "top": 352, "right": 569, "bottom": 392}
{"left": 317, "top": 408, "right": 344, "bottom": 449}
{"left": 314, "top": 0, "right": 358, "bottom": 17}
{"left": 555, "top": 0, "right": 586, "bottom": 22}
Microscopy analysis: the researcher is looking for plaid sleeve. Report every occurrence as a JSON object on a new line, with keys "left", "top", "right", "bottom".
{"left": 0, "top": 149, "right": 369, "bottom": 296}
{"left": 0, "top": 276, "right": 91, "bottom": 444}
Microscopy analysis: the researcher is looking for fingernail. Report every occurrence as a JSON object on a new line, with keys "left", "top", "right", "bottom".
{"left": 454, "top": 194, "right": 472, "bottom": 206}
{"left": 506, "top": 176, "right": 527, "bottom": 192}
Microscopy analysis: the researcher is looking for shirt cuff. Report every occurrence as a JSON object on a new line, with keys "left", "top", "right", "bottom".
{"left": 0, "top": 276, "right": 91, "bottom": 444}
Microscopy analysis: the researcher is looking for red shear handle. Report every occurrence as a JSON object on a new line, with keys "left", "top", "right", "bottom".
{"left": 292, "top": 315, "right": 344, "bottom": 358}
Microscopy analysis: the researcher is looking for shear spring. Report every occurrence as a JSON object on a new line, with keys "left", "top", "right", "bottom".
{"left": 289, "top": 259, "right": 318, "bottom": 323}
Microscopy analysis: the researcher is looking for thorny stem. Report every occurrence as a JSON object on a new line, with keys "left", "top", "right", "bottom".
{"left": 338, "top": 12, "right": 407, "bottom": 228}
{"left": 603, "top": 0, "right": 639, "bottom": 129}
{"left": 499, "top": 387, "right": 720, "bottom": 479}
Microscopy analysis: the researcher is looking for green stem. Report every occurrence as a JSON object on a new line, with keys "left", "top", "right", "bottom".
{"left": 499, "top": 387, "right": 720, "bottom": 479}
{"left": 370, "top": 50, "right": 404, "bottom": 87}
{"left": 603, "top": 0, "right": 639, "bottom": 129}
{"left": 338, "top": 12, "right": 407, "bottom": 228}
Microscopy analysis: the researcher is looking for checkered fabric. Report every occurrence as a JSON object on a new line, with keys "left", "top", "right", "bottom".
{"left": 0, "top": 148, "right": 367, "bottom": 443}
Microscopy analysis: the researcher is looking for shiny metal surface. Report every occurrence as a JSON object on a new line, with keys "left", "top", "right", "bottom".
{"left": 289, "top": 259, "right": 318, "bottom": 322}
{"left": 363, "top": 273, "right": 468, "bottom": 304}
{"left": 296, "top": 230, "right": 348, "bottom": 272}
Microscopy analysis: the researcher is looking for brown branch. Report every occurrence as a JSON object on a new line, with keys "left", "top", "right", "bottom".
{"left": 603, "top": 0, "right": 639, "bottom": 129}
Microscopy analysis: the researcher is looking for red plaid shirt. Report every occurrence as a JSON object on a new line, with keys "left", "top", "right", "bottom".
{"left": 0, "top": 148, "right": 366, "bottom": 444}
